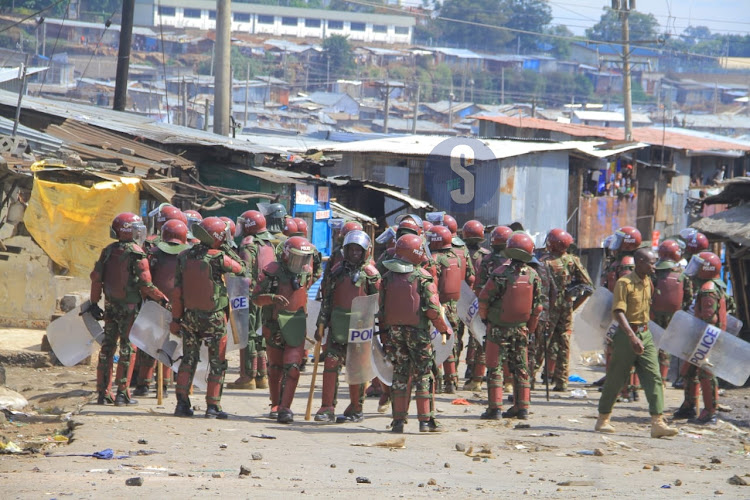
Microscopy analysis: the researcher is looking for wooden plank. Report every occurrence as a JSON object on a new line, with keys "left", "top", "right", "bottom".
{"left": 577, "top": 196, "right": 638, "bottom": 249}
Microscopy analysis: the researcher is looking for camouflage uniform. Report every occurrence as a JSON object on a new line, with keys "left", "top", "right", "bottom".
{"left": 527, "top": 255, "right": 556, "bottom": 388}
{"left": 478, "top": 261, "right": 542, "bottom": 413}
{"left": 315, "top": 260, "right": 380, "bottom": 420}
{"left": 91, "top": 241, "right": 166, "bottom": 403}
{"left": 173, "top": 245, "right": 244, "bottom": 411}
{"left": 380, "top": 266, "right": 450, "bottom": 424}
{"left": 545, "top": 252, "right": 592, "bottom": 390}
{"left": 450, "top": 240, "right": 475, "bottom": 377}
{"left": 679, "top": 278, "right": 735, "bottom": 419}
{"left": 474, "top": 250, "right": 510, "bottom": 387}
{"left": 463, "top": 244, "right": 489, "bottom": 383}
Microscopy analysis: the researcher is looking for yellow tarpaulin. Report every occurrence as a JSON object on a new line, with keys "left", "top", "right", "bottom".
{"left": 24, "top": 176, "right": 141, "bottom": 278}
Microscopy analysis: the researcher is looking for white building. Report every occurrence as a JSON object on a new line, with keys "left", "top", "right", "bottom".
{"left": 134, "top": 0, "right": 415, "bottom": 44}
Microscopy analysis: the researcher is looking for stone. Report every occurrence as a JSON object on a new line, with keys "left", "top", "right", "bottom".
{"left": 107, "top": 470, "right": 115, "bottom": 475}
{"left": 0, "top": 365, "right": 5, "bottom": 386}
{"left": 728, "top": 475, "right": 748, "bottom": 486}
{"left": 427, "top": 478, "right": 437, "bottom": 486}
{"left": 239, "top": 466, "right": 251, "bottom": 476}
{"left": 653, "top": 466, "right": 660, "bottom": 472}
{"left": 643, "top": 465, "right": 652, "bottom": 470}
{"left": 0, "top": 386, "right": 28, "bottom": 411}
{"left": 444, "top": 463, "right": 451, "bottom": 468}
{"left": 59, "top": 294, "right": 82, "bottom": 313}
{"left": 219, "top": 443, "right": 228, "bottom": 449}
{"left": 675, "top": 480, "right": 683, "bottom": 486}
{"left": 455, "top": 443, "right": 466, "bottom": 452}
{"left": 594, "top": 449, "right": 604, "bottom": 457}
{"left": 711, "top": 457, "right": 722, "bottom": 464}
{"left": 125, "top": 477, "right": 144, "bottom": 486}
{"left": 212, "top": 473, "right": 225, "bottom": 479}
{"left": 348, "top": 469, "right": 354, "bottom": 474}
{"left": 330, "top": 464, "right": 336, "bottom": 468}
{"left": 356, "top": 477, "right": 371, "bottom": 484}
{"left": 252, "top": 452, "right": 263, "bottom": 461}
{"left": 138, "top": 439, "right": 147, "bottom": 445}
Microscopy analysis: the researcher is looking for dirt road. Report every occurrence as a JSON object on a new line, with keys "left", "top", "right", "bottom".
{"left": 1, "top": 349, "right": 749, "bottom": 498}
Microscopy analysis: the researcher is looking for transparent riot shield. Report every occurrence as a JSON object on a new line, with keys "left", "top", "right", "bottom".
{"left": 307, "top": 299, "right": 323, "bottom": 345}
{"left": 660, "top": 310, "right": 750, "bottom": 386}
{"left": 457, "top": 282, "right": 486, "bottom": 343}
{"left": 129, "top": 301, "right": 179, "bottom": 367}
{"left": 345, "top": 294, "right": 379, "bottom": 385}
{"left": 191, "top": 344, "right": 210, "bottom": 391}
{"left": 572, "top": 287, "right": 613, "bottom": 352}
{"left": 225, "top": 275, "right": 250, "bottom": 351}
{"left": 431, "top": 310, "right": 456, "bottom": 365}
{"left": 371, "top": 334, "right": 393, "bottom": 386}
{"left": 47, "top": 300, "right": 104, "bottom": 367}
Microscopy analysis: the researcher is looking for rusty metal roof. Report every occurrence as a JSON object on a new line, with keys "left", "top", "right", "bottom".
{"left": 478, "top": 115, "right": 750, "bottom": 154}
{"left": 692, "top": 203, "right": 750, "bottom": 246}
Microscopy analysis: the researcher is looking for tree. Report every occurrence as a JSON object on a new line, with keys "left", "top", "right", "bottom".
{"left": 437, "top": 0, "right": 511, "bottom": 50}
{"left": 586, "top": 7, "right": 659, "bottom": 44}
{"left": 500, "top": 0, "right": 552, "bottom": 54}
{"left": 544, "top": 24, "right": 575, "bottom": 59}
{"left": 322, "top": 34, "right": 355, "bottom": 79}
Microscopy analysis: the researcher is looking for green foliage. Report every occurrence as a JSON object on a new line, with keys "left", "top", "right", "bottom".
{"left": 322, "top": 34, "right": 355, "bottom": 77}
{"left": 502, "top": 0, "right": 552, "bottom": 53}
{"left": 544, "top": 25, "right": 575, "bottom": 59}
{"left": 438, "top": 0, "right": 510, "bottom": 50}
{"left": 586, "top": 7, "right": 659, "bottom": 43}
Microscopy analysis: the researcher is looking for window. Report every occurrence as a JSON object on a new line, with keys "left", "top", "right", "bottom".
{"left": 208, "top": 10, "right": 216, "bottom": 20}
{"left": 281, "top": 17, "right": 297, "bottom": 26}
{"left": 258, "top": 15, "right": 274, "bottom": 24}
{"left": 328, "top": 20, "right": 343, "bottom": 30}
{"left": 183, "top": 8, "right": 201, "bottom": 19}
{"left": 394, "top": 26, "right": 409, "bottom": 35}
{"left": 350, "top": 22, "right": 365, "bottom": 32}
{"left": 373, "top": 24, "right": 387, "bottom": 33}
{"left": 305, "top": 18, "right": 321, "bottom": 28}
{"left": 158, "top": 6, "right": 175, "bottom": 16}
{"left": 234, "top": 12, "right": 250, "bottom": 22}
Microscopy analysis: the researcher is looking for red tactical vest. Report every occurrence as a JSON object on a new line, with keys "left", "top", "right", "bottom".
{"left": 489, "top": 267, "right": 534, "bottom": 324}
{"left": 331, "top": 264, "right": 377, "bottom": 310}
{"left": 383, "top": 272, "right": 421, "bottom": 327}
{"left": 273, "top": 264, "right": 311, "bottom": 313}
{"left": 182, "top": 253, "right": 221, "bottom": 311}
{"left": 103, "top": 245, "right": 130, "bottom": 301}
{"left": 652, "top": 269, "right": 684, "bottom": 314}
{"left": 150, "top": 251, "right": 179, "bottom": 299}
{"left": 438, "top": 253, "right": 462, "bottom": 302}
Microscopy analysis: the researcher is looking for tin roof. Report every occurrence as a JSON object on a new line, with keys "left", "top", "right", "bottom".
{"left": 692, "top": 203, "right": 750, "bottom": 246}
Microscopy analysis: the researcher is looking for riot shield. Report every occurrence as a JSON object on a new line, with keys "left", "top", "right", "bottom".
{"left": 687, "top": 300, "right": 742, "bottom": 337}
{"left": 649, "top": 320, "right": 665, "bottom": 346}
{"left": 47, "top": 300, "right": 104, "bottom": 367}
{"left": 225, "top": 275, "right": 250, "bottom": 351}
{"left": 430, "top": 310, "right": 456, "bottom": 365}
{"left": 129, "top": 301, "right": 183, "bottom": 368}
{"left": 307, "top": 299, "right": 323, "bottom": 344}
{"left": 191, "top": 344, "right": 210, "bottom": 391}
{"left": 345, "top": 294, "right": 379, "bottom": 385}
{"left": 457, "top": 282, "right": 486, "bottom": 343}
{"left": 371, "top": 334, "right": 393, "bottom": 386}
{"left": 572, "top": 287, "right": 613, "bottom": 352}
{"left": 660, "top": 310, "right": 750, "bottom": 386}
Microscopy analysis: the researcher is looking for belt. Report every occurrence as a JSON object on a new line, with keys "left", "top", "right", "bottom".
{"left": 629, "top": 323, "right": 648, "bottom": 333}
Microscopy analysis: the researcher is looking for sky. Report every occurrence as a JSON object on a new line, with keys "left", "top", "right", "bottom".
{"left": 548, "top": 0, "right": 749, "bottom": 37}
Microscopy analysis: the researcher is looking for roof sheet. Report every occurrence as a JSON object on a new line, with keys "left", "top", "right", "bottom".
{"left": 691, "top": 203, "right": 750, "bottom": 246}
{"left": 477, "top": 115, "right": 750, "bottom": 153}
{"left": 362, "top": 183, "right": 433, "bottom": 211}
{"left": 330, "top": 201, "right": 377, "bottom": 226}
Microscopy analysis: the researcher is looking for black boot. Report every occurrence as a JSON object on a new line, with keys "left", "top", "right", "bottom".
{"left": 114, "top": 391, "right": 138, "bottom": 407}
{"left": 502, "top": 406, "right": 529, "bottom": 420}
{"left": 277, "top": 409, "right": 294, "bottom": 424}
{"left": 174, "top": 397, "right": 194, "bottom": 417}
{"left": 672, "top": 405, "right": 697, "bottom": 420}
{"left": 97, "top": 392, "right": 113, "bottom": 405}
{"left": 133, "top": 385, "right": 150, "bottom": 397}
{"left": 419, "top": 418, "right": 443, "bottom": 433}
{"left": 480, "top": 408, "right": 501, "bottom": 420}
{"left": 205, "top": 405, "right": 228, "bottom": 419}
{"left": 391, "top": 419, "right": 405, "bottom": 433}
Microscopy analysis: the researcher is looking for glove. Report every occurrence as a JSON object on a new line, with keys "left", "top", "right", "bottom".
{"left": 314, "top": 324, "right": 325, "bottom": 342}
{"left": 169, "top": 320, "right": 182, "bottom": 336}
{"left": 83, "top": 303, "right": 104, "bottom": 321}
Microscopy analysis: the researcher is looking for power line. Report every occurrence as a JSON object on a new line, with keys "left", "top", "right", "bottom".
{"left": 0, "top": 0, "right": 68, "bottom": 35}
{"left": 40, "top": 0, "right": 71, "bottom": 93}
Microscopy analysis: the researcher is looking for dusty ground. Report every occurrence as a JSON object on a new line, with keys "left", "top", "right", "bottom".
{"left": 1, "top": 340, "right": 749, "bottom": 499}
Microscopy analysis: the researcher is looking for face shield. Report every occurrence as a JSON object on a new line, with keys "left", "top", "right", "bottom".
{"left": 375, "top": 226, "right": 397, "bottom": 245}
{"left": 186, "top": 215, "right": 202, "bottom": 240}
{"left": 684, "top": 255, "right": 705, "bottom": 278}
{"left": 679, "top": 228, "right": 698, "bottom": 242}
{"left": 607, "top": 232, "right": 625, "bottom": 251}
{"left": 286, "top": 250, "right": 312, "bottom": 274}
{"left": 328, "top": 218, "right": 344, "bottom": 230}
{"left": 396, "top": 213, "right": 424, "bottom": 228}
{"left": 422, "top": 238, "right": 433, "bottom": 262}
{"left": 234, "top": 216, "right": 246, "bottom": 238}
{"left": 425, "top": 211, "right": 445, "bottom": 225}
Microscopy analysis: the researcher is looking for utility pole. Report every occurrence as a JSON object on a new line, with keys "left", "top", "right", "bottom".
{"left": 12, "top": 54, "right": 30, "bottom": 137}
{"left": 501, "top": 67, "right": 505, "bottom": 105}
{"left": 181, "top": 78, "right": 188, "bottom": 127}
{"left": 412, "top": 83, "right": 420, "bottom": 135}
{"left": 448, "top": 90, "right": 454, "bottom": 129}
{"left": 382, "top": 79, "right": 391, "bottom": 134}
{"left": 244, "top": 62, "right": 250, "bottom": 127}
{"left": 113, "top": 0, "right": 135, "bottom": 111}
{"left": 617, "top": 0, "right": 634, "bottom": 141}
{"left": 713, "top": 81, "right": 719, "bottom": 114}
{"left": 213, "top": 0, "right": 231, "bottom": 136}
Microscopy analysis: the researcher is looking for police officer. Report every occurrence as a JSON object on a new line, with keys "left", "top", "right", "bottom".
{"left": 650, "top": 240, "right": 693, "bottom": 385}
{"left": 478, "top": 232, "right": 542, "bottom": 420}
{"left": 314, "top": 230, "right": 380, "bottom": 423}
{"left": 461, "top": 220, "right": 489, "bottom": 389}
{"left": 170, "top": 217, "right": 244, "bottom": 419}
{"left": 595, "top": 248, "right": 678, "bottom": 438}
{"left": 252, "top": 236, "right": 316, "bottom": 424}
{"left": 674, "top": 251, "right": 736, "bottom": 424}
{"left": 227, "top": 210, "right": 276, "bottom": 390}
{"left": 133, "top": 219, "right": 190, "bottom": 397}
{"left": 90, "top": 213, "right": 169, "bottom": 406}
{"left": 380, "top": 234, "right": 452, "bottom": 433}
{"left": 543, "top": 229, "right": 593, "bottom": 392}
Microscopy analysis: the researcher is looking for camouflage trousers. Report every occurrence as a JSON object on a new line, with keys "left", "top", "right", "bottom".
{"left": 175, "top": 309, "right": 228, "bottom": 407}
{"left": 443, "top": 302, "right": 461, "bottom": 386}
{"left": 652, "top": 312, "right": 673, "bottom": 376}
{"left": 681, "top": 363, "right": 718, "bottom": 414}
{"left": 240, "top": 305, "right": 267, "bottom": 379}
{"left": 547, "top": 306, "right": 573, "bottom": 390}
{"left": 134, "top": 348, "right": 172, "bottom": 388}
{"left": 465, "top": 332, "right": 486, "bottom": 380}
{"left": 385, "top": 325, "right": 434, "bottom": 421}
{"left": 486, "top": 324, "right": 530, "bottom": 410}
{"left": 527, "top": 320, "right": 549, "bottom": 384}
{"left": 97, "top": 302, "right": 139, "bottom": 395}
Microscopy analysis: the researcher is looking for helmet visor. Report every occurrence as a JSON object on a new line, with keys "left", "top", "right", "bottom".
{"left": 425, "top": 211, "right": 445, "bottom": 224}
{"left": 607, "top": 232, "right": 624, "bottom": 250}
{"left": 679, "top": 228, "right": 697, "bottom": 241}
{"left": 133, "top": 222, "right": 147, "bottom": 247}
{"left": 186, "top": 215, "right": 201, "bottom": 239}
{"left": 375, "top": 226, "right": 396, "bottom": 245}
{"left": 286, "top": 252, "right": 312, "bottom": 274}
{"left": 396, "top": 213, "right": 424, "bottom": 228}
{"left": 684, "top": 255, "right": 704, "bottom": 278}
{"left": 328, "top": 218, "right": 345, "bottom": 230}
